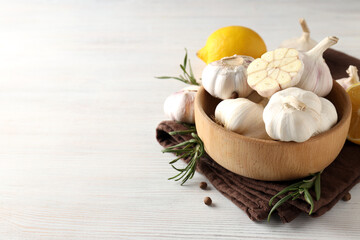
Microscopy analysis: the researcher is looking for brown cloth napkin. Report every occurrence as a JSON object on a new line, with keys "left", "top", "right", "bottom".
{"left": 156, "top": 49, "right": 360, "bottom": 223}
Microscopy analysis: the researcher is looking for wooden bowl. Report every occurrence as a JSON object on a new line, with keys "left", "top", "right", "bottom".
{"left": 194, "top": 82, "right": 352, "bottom": 181}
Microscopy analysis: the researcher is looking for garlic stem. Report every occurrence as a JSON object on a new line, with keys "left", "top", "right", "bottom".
{"left": 307, "top": 36, "right": 338, "bottom": 57}
{"left": 336, "top": 65, "right": 359, "bottom": 90}
{"left": 283, "top": 96, "right": 306, "bottom": 111}
{"left": 302, "top": 32, "right": 310, "bottom": 42}
{"left": 299, "top": 18, "right": 310, "bottom": 34}
{"left": 347, "top": 65, "right": 359, "bottom": 84}
{"left": 299, "top": 18, "right": 310, "bottom": 41}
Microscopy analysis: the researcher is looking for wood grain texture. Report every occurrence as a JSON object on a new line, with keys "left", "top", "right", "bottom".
{"left": 194, "top": 84, "right": 351, "bottom": 181}
{"left": 0, "top": 0, "right": 358, "bottom": 239}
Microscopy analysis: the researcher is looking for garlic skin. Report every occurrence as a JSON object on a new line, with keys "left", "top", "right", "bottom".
{"left": 163, "top": 86, "right": 200, "bottom": 124}
{"left": 317, "top": 98, "right": 338, "bottom": 133}
{"left": 247, "top": 48, "right": 304, "bottom": 98}
{"left": 296, "top": 36, "right": 339, "bottom": 97}
{"left": 215, "top": 98, "right": 269, "bottom": 139}
{"left": 280, "top": 18, "right": 317, "bottom": 51}
{"left": 263, "top": 87, "right": 337, "bottom": 142}
{"left": 202, "top": 55, "right": 254, "bottom": 99}
{"left": 336, "top": 65, "right": 359, "bottom": 90}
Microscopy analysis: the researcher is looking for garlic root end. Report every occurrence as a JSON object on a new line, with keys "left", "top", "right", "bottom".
{"left": 283, "top": 96, "right": 306, "bottom": 111}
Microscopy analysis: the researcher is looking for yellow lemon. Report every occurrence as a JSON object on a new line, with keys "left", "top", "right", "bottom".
{"left": 197, "top": 26, "right": 267, "bottom": 64}
{"left": 346, "top": 82, "right": 360, "bottom": 145}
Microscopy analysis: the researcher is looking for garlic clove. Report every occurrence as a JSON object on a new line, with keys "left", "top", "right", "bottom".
{"left": 202, "top": 55, "right": 254, "bottom": 99}
{"left": 163, "top": 86, "right": 200, "bottom": 124}
{"left": 215, "top": 98, "right": 269, "bottom": 139}
{"left": 247, "top": 48, "right": 304, "bottom": 98}
{"left": 296, "top": 36, "right": 338, "bottom": 97}
{"left": 280, "top": 18, "right": 317, "bottom": 51}
{"left": 336, "top": 65, "right": 360, "bottom": 90}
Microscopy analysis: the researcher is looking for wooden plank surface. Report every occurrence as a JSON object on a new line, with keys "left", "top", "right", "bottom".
{"left": 0, "top": 0, "right": 359, "bottom": 239}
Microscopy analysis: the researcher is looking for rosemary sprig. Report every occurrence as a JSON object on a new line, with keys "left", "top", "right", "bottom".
{"left": 156, "top": 49, "right": 199, "bottom": 86}
{"left": 267, "top": 171, "right": 322, "bottom": 221}
{"left": 162, "top": 126, "right": 204, "bottom": 185}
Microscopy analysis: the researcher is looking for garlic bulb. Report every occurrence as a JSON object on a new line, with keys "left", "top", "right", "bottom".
{"left": 247, "top": 48, "right": 304, "bottom": 98}
{"left": 336, "top": 65, "right": 359, "bottom": 90}
{"left": 296, "top": 36, "right": 339, "bottom": 97}
{"left": 215, "top": 98, "right": 269, "bottom": 139}
{"left": 163, "top": 86, "right": 200, "bottom": 124}
{"left": 280, "top": 18, "right": 317, "bottom": 51}
{"left": 202, "top": 55, "right": 254, "bottom": 99}
{"left": 263, "top": 87, "right": 337, "bottom": 142}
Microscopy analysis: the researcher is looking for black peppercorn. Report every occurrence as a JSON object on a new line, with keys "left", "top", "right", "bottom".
{"left": 342, "top": 192, "right": 351, "bottom": 201}
{"left": 200, "top": 182, "right": 207, "bottom": 190}
{"left": 204, "top": 196, "right": 212, "bottom": 205}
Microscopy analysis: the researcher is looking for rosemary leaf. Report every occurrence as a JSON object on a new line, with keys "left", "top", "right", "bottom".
{"left": 162, "top": 139, "right": 197, "bottom": 151}
{"left": 304, "top": 189, "right": 314, "bottom": 215}
{"left": 175, "top": 168, "right": 189, "bottom": 182}
{"left": 291, "top": 192, "right": 301, "bottom": 201}
{"left": 171, "top": 164, "right": 187, "bottom": 172}
{"left": 163, "top": 126, "right": 204, "bottom": 185}
{"left": 169, "top": 151, "right": 192, "bottom": 164}
{"left": 267, "top": 194, "right": 293, "bottom": 222}
{"left": 183, "top": 49, "right": 188, "bottom": 69}
{"left": 299, "top": 180, "right": 315, "bottom": 189}
{"left": 180, "top": 154, "right": 197, "bottom": 185}
{"left": 168, "top": 170, "right": 184, "bottom": 180}
{"left": 302, "top": 175, "right": 317, "bottom": 183}
{"left": 267, "top": 171, "right": 322, "bottom": 221}
{"left": 155, "top": 49, "right": 199, "bottom": 86}
{"left": 315, "top": 172, "right": 321, "bottom": 201}
{"left": 188, "top": 160, "right": 197, "bottom": 179}
{"left": 154, "top": 76, "right": 173, "bottom": 79}
{"left": 155, "top": 76, "right": 189, "bottom": 84}
{"left": 180, "top": 64, "right": 186, "bottom": 74}
{"left": 188, "top": 60, "right": 195, "bottom": 83}
{"left": 269, "top": 182, "right": 302, "bottom": 206}
{"left": 163, "top": 149, "right": 194, "bottom": 154}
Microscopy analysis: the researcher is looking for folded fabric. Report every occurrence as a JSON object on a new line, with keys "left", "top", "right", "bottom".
{"left": 155, "top": 48, "right": 360, "bottom": 223}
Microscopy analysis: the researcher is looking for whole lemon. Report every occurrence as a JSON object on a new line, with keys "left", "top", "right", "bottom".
{"left": 197, "top": 26, "right": 267, "bottom": 64}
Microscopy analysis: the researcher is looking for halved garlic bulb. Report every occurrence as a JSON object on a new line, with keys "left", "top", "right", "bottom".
{"left": 247, "top": 48, "right": 304, "bottom": 98}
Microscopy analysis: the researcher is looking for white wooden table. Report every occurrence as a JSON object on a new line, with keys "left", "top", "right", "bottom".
{"left": 0, "top": 0, "right": 359, "bottom": 239}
